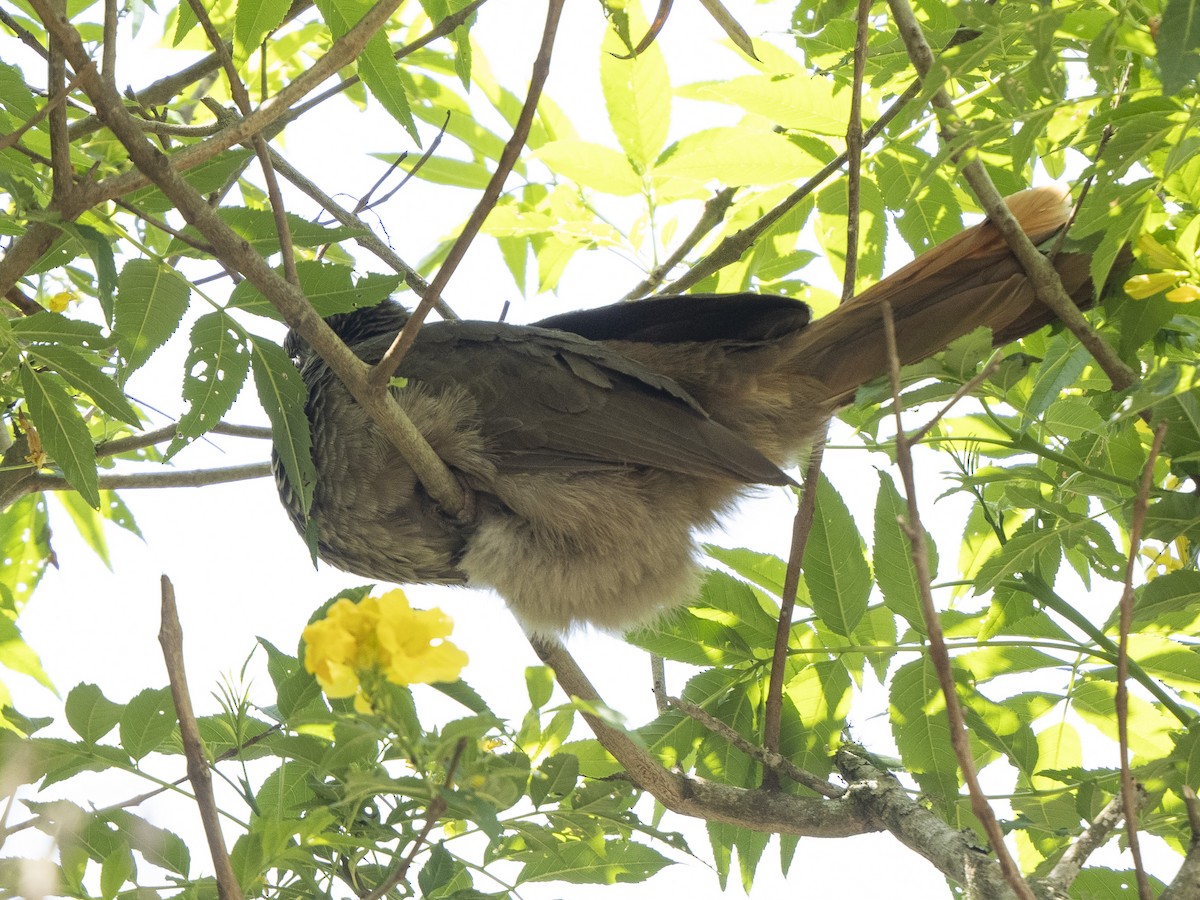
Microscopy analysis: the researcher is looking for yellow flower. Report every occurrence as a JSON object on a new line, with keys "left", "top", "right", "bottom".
{"left": 48, "top": 291, "right": 74, "bottom": 313}
{"left": 302, "top": 589, "right": 468, "bottom": 710}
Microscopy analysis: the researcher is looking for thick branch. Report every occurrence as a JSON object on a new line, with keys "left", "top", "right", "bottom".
{"left": 531, "top": 637, "right": 874, "bottom": 837}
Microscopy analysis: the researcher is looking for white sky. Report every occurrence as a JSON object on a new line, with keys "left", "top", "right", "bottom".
{"left": 3, "top": 1, "right": 1179, "bottom": 897}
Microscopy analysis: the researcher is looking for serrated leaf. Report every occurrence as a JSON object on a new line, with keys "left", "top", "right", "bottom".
{"left": 315, "top": 0, "right": 419, "bottom": 142}
{"left": 806, "top": 476, "right": 870, "bottom": 636}
{"left": 235, "top": 0, "right": 291, "bottom": 58}
{"left": 601, "top": 10, "right": 670, "bottom": 170}
{"left": 118, "top": 687, "right": 176, "bottom": 760}
{"left": 1022, "top": 334, "right": 1089, "bottom": 426}
{"left": 24, "top": 344, "right": 140, "bottom": 426}
{"left": 533, "top": 141, "right": 643, "bottom": 195}
{"left": 517, "top": 839, "right": 673, "bottom": 885}
{"left": 58, "top": 224, "right": 118, "bottom": 322}
{"left": 681, "top": 71, "right": 856, "bottom": 136}
{"left": 11, "top": 312, "right": 111, "bottom": 349}
{"left": 20, "top": 364, "right": 100, "bottom": 508}
{"left": 872, "top": 472, "right": 937, "bottom": 632}
{"left": 113, "top": 259, "right": 190, "bottom": 377}
{"left": 65, "top": 683, "right": 123, "bottom": 744}
{"left": 250, "top": 336, "right": 314, "bottom": 518}
{"left": 228, "top": 261, "right": 403, "bottom": 320}
{"left": 1157, "top": 0, "right": 1200, "bottom": 95}
{"left": 54, "top": 491, "right": 111, "bottom": 568}
{"left": 0, "top": 615, "right": 53, "bottom": 690}
{"left": 889, "top": 658, "right": 960, "bottom": 806}
{"left": 104, "top": 809, "right": 190, "bottom": 876}
{"left": 167, "top": 312, "right": 250, "bottom": 457}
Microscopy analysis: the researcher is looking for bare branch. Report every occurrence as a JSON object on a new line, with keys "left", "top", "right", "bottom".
{"left": 159, "top": 576, "right": 244, "bottom": 900}
{"left": 762, "top": 437, "right": 824, "bottom": 784}
{"left": 880, "top": 298, "right": 1036, "bottom": 900}
{"left": 842, "top": 0, "right": 871, "bottom": 303}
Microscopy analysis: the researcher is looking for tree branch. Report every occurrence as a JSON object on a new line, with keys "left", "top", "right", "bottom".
{"left": 368, "top": 0, "right": 566, "bottom": 388}
{"left": 29, "top": 0, "right": 468, "bottom": 519}
{"left": 884, "top": 0, "right": 1137, "bottom": 393}
{"left": 159, "top": 576, "right": 244, "bottom": 900}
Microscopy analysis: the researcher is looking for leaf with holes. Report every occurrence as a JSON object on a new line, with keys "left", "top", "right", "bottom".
{"left": 118, "top": 687, "right": 177, "bottom": 760}
{"left": 167, "top": 312, "right": 251, "bottom": 458}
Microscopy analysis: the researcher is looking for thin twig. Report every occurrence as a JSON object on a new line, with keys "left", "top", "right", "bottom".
{"left": 267, "top": 148, "right": 448, "bottom": 316}
{"left": 30, "top": 461, "right": 272, "bottom": 493}
{"left": 762, "top": 437, "right": 825, "bottom": 785}
{"left": 880, "top": 298, "right": 1036, "bottom": 900}
{"left": 0, "top": 7, "right": 49, "bottom": 59}
{"left": 101, "top": 0, "right": 117, "bottom": 87}
{"left": 94, "top": 421, "right": 272, "bottom": 457}
{"left": 1116, "top": 421, "right": 1167, "bottom": 900}
{"left": 625, "top": 187, "right": 735, "bottom": 299}
{"left": 159, "top": 575, "right": 244, "bottom": 900}
{"left": 842, "top": 0, "right": 871, "bottom": 303}
{"left": 369, "top": 0, "right": 566, "bottom": 388}
{"left": 360, "top": 738, "right": 468, "bottom": 900}
{"left": 46, "top": 0, "right": 73, "bottom": 202}
{"left": 907, "top": 352, "right": 1003, "bottom": 444}
{"left": 668, "top": 695, "right": 845, "bottom": 798}
{"left": 185, "top": 0, "right": 298, "bottom": 285}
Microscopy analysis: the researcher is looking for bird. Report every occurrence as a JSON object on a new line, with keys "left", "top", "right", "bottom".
{"left": 274, "top": 187, "right": 1098, "bottom": 637}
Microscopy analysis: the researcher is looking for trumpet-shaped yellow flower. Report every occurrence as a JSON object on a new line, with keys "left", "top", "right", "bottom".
{"left": 302, "top": 589, "right": 467, "bottom": 709}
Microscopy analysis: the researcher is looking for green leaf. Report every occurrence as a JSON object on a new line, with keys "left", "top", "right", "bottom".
{"left": 20, "top": 364, "right": 99, "bottom": 508}
{"left": 104, "top": 809, "right": 190, "bottom": 876}
{"left": 166, "top": 207, "right": 363, "bottom": 258}
{"left": 1125, "top": 569, "right": 1200, "bottom": 633}
{"left": 54, "top": 491, "right": 111, "bottom": 568}
{"left": 0, "top": 614, "right": 53, "bottom": 690}
{"left": 65, "top": 684, "right": 124, "bottom": 744}
{"left": 1022, "top": 335, "right": 1090, "bottom": 426}
{"left": 98, "top": 844, "right": 134, "bottom": 900}
{"left": 533, "top": 141, "right": 643, "bottom": 195}
{"left": 529, "top": 753, "right": 579, "bottom": 807}
{"left": 24, "top": 344, "right": 140, "bottom": 426}
{"left": 228, "top": 261, "right": 403, "bottom": 320}
{"left": 653, "top": 128, "right": 821, "bottom": 196}
{"left": 0, "top": 496, "right": 52, "bottom": 604}
{"left": 250, "top": 336, "right": 315, "bottom": 518}
{"left": 167, "top": 311, "right": 251, "bottom": 457}
{"left": 235, "top": 0, "right": 292, "bottom": 58}
{"left": 10, "top": 312, "right": 111, "bottom": 350}
{"left": 517, "top": 839, "right": 673, "bottom": 885}
{"left": 889, "top": 658, "right": 960, "bottom": 807}
{"left": 601, "top": 12, "right": 670, "bottom": 170}
{"left": 680, "top": 71, "right": 856, "bottom": 136}
{"left": 806, "top": 475, "right": 870, "bottom": 636}
{"left": 872, "top": 471, "right": 937, "bottom": 632}
{"left": 118, "top": 687, "right": 177, "bottom": 760}
{"left": 255, "top": 759, "right": 316, "bottom": 817}
{"left": 1157, "top": 0, "right": 1200, "bottom": 95}
{"left": 113, "top": 259, "right": 190, "bottom": 377}
{"left": 58, "top": 224, "right": 118, "bottom": 322}
{"left": 525, "top": 665, "right": 553, "bottom": 709}
{"left": 704, "top": 545, "right": 787, "bottom": 597}
{"left": 315, "top": 0, "right": 419, "bottom": 142}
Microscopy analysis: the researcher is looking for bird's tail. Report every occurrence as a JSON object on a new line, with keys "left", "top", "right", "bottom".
{"left": 787, "top": 186, "right": 1096, "bottom": 407}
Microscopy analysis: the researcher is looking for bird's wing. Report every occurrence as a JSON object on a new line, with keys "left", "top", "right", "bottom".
{"left": 359, "top": 321, "right": 793, "bottom": 486}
